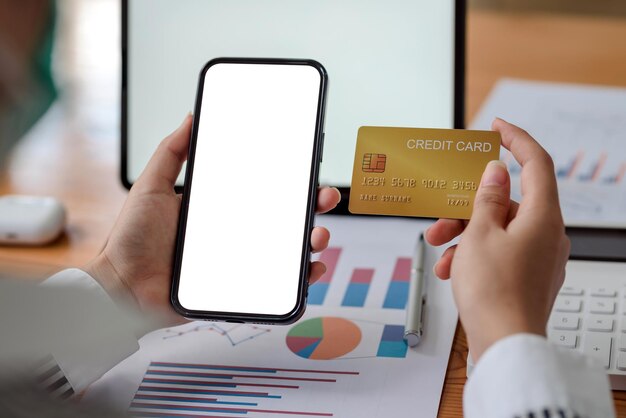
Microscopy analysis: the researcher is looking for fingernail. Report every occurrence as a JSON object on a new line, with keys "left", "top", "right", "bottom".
{"left": 492, "top": 117, "right": 508, "bottom": 130}
{"left": 332, "top": 187, "right": 342, "bottom": 202}
{"left": 319, "top": 263, "right": 327, "bottom": 276}
{"left": 432, "top": 262, "right": 440, "bottom": 279}
{"left": 178, "top": 113, "right": 191, "bottom": 129}
{"left": 481, "top": 160, "right": 508, "bottom": 187}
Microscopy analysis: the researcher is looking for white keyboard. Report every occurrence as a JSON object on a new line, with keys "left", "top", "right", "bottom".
{"left": 548, "top": 259, "right": 626, "bottom": 390}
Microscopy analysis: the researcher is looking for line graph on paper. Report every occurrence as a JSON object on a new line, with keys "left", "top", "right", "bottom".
{"left": 161, "top": 323, "right": 272, "bottom": 346}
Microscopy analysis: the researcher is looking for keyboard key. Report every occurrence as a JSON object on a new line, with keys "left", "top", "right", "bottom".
{"left": 618, "top": 352, "right": 626, "bottom": 371}
{"left": 621, "top": 322, "right": 626, "bottom": 333}
{"left": 554, "top": 298, "right": 582, "bottom": 313}
{"left": 587, "top": 316, "right": 614, "bottom": 332}
{"left": 589, "top": 299, "right": 616, "bottom": 315}
{"left": 590, "top": 287, "right": 617, "bottom": 298}
{"left": 583, "top": 334, "right": 612, "bottom": 369}
{"left": 559, "top": 286, "right": 584, "bottom": 296}
{"left": 619, "top": 334, "right": 626, "bottom": 352}
{"left": 549, "top": 331, "right": 577, "bottom": 348}
{"left": 551, "top": 314, "right": 580, "bottom": 330}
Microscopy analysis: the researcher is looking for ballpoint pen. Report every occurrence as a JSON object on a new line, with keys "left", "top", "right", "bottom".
{"left": 404, "top": 233, "right": 427, "bottom": 347}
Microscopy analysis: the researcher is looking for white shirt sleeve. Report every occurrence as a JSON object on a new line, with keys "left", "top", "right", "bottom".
{"left": 39, "top": 268, "right": 145, "bottom": 393}
{"left": 464, "top": 333, "right": 615, "bottom": 418}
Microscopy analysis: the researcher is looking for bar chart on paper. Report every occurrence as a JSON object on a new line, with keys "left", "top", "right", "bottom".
{"left": 341, "top": 268, "right": 373, "bottom": 307}
{"left": 84, "top": 215, "right": 458, "bottom": 418}
{"left": 130, "top": 362, "right": 360, "bottom": 417}
{"left": 382, "top": 258, "right": 412, "bottom": 309}
{"left": 308, "top": 249, "right": 412, "bottom": 310}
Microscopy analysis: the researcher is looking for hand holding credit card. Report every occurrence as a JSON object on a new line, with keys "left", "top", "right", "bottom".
{"left": 349, "top": 126, "right": 501, "bottom": 219}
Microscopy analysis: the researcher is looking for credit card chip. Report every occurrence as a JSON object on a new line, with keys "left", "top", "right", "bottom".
{"left": 362, "top": 153, "right": 387, "bottom": 173}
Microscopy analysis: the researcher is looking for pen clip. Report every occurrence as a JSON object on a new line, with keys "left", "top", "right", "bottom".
{"left": 418, "top": 296, "right": 426, "bottom": 334}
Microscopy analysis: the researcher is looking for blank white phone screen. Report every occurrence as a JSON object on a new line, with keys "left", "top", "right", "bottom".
{"left": 177, "top": 63, "right": 322, "bottom": 316}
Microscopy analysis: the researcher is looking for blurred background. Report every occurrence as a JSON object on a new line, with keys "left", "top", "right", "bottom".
{"left": 4, "top": 0, "right": 626, "bottom": 171}
{"left": 0, "top": 0, "right": 122, "bottom": 278}
{"left": 0, "top": 0, "right": 119, "bottom": 157}
{"left": 4, "top": 0, "right": 626, "bottom": 168}
{"left": 473, "top": 0, "right": 626, "bottom": 16}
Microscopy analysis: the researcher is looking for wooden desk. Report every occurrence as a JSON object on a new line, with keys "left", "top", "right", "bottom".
{"left": 2, "top": 8, "right": 626, "bottom": 417}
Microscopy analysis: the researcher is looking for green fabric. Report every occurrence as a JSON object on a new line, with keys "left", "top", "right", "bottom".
{"left": 0, "top": 1, "right": 58, "bottom": 163}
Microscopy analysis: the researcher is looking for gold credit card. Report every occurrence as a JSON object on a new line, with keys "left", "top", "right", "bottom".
{"left": 349, "top": 126, "right": 501, "bottom": 219}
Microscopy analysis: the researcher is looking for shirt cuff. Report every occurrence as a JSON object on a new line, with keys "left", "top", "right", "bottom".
{"left": 43, "top": 268, "right": 162, "bottom": 338}
{"left": 43, "top": 268, "right": 110, "bottom": 295}
{"left": 464, "top": 333, "right": 615, "bottom": 418}
{"left": 41, "top": 269, "right": 142, "bottom": 392}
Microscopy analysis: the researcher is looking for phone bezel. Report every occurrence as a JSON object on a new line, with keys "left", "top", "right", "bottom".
{"left": 170, "top": 57, "right": 328, "bottom": 324}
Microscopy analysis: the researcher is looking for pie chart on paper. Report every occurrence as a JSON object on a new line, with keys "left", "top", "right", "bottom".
{"left": 286, "top": 317, "right": 362, "bottom": 359}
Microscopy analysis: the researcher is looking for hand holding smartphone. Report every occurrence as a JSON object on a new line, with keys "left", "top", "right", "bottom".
{"left": 171, "top": 58, "right": 328, "bottom": 324}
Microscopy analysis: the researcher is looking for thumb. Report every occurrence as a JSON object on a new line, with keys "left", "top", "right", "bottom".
{"left": 469, "top": 160, "right": 511, "bottom": 231}
{"left": 135, "top": 114, "right": 192, "bottom": 194}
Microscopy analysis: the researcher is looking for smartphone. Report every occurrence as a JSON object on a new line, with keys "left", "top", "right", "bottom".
{"left": 171, "top": 58, "right": 328, "bottom": 324}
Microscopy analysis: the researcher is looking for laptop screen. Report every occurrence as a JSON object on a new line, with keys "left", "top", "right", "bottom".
{"left": 123, "top": 0, "right": 463, "bottom": 189}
